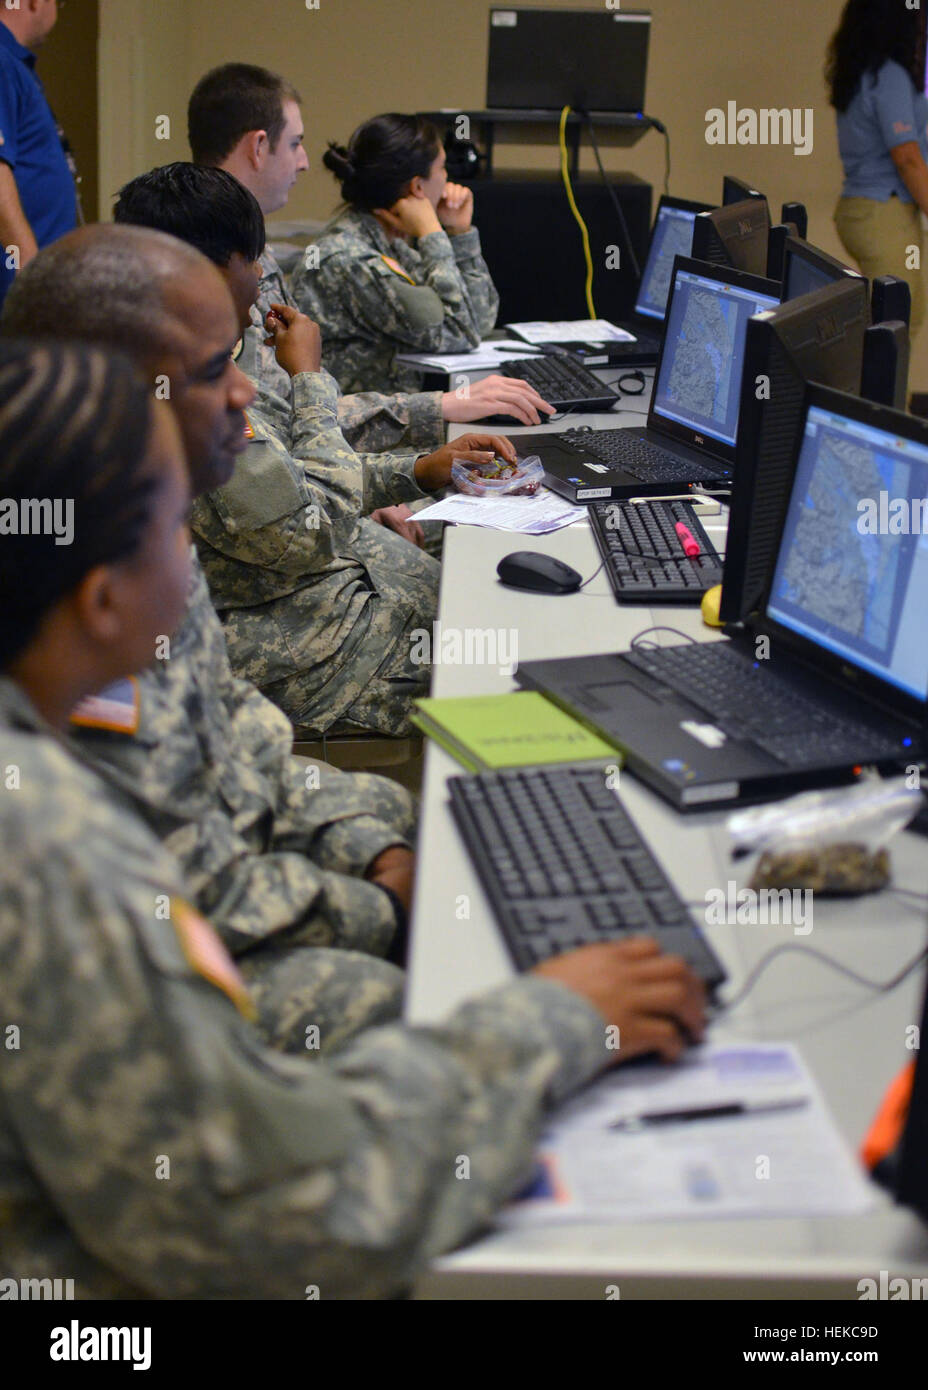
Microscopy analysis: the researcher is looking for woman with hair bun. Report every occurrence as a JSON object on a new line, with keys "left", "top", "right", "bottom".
{"left": 291, "top": 113, "right": 500, "bottom": 393}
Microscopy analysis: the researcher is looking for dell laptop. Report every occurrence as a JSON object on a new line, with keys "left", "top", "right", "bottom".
{"left": 517, "top": 384, "right": 928, "bottom": 809}
{"left": 506, "top": 195, "right": 713, "bottom": 368}
{"left": 581, "top": 195, "right": 715, "bottom": 367}
{"left": 506, "top": 256, "right": 780, "bottom": 501}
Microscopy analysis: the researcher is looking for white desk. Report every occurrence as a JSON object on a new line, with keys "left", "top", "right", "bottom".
{"left": 407, "top": 383, "right": 928, "bottom": 1298}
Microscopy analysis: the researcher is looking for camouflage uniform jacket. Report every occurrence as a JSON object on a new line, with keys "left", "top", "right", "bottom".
{"left": 290, "top": 208, "right": 500, "bottom": 394}
{"left": 241, "top": 244, "right": 444, "bottom": 453}
{"left": 0, "top": 675, "right": 606, "bottom": 1298}
{"left": 190, "top": 372, "right": 439, "bottom": 732}
{"left": 68, "top": 552, "right": 413, "bottom": 958}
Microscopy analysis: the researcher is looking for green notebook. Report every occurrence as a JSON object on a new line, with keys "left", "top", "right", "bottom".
{"left": 412, "top": 692, "right": 620, "bottom": 773}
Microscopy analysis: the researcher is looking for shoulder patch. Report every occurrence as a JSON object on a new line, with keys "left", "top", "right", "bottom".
{"left": 70, "top": 676, "right": 140, "bottom": 734}
{"left": 243, "top": 412, "right": 255, "bottom": 440}
{"left": 380, "top": 254, "right": 417, "bottom": 285}
{"left": 171, "top": 898, "right": 257, "bottom": 1021}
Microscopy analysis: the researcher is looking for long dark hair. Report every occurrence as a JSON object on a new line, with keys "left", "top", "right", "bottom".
{"left": 322, "top": 113, "right": 442, "bottom": 211}
{"left": 827, "top": 0, "right": 927, "bottom": 111}
{"left": 0, "top": 340, "right": 157, "bottom": 668}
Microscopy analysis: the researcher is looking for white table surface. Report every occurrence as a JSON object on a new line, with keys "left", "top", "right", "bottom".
{"left": 406, "top": 376, "right": 928, "bottom": 1298}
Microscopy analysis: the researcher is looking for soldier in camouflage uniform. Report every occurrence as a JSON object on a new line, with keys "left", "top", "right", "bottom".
{"left": 242, "top": 243, "right": 446, "bottom": 456}
{"left": 1, "top": 226, "right": 419, "bottom": 1036}
{"left": 111, "top": 165, "right": 513, "bottom": 736}
{"left": 188, "top": 64, "right": 551, "bottom": 456}
{"left": 290, "top": 114, "right": 500, "bottom": 396}
{"left": 0, "top": 337, "right": 706, "bottom": 1298}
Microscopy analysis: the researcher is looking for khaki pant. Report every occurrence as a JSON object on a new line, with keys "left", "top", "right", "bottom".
{"left": 834, "top": 195, "right": 926, "bottom": 334}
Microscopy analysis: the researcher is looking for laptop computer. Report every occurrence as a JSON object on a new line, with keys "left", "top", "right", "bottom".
{"left": 487, "top": 7, "right": 651, "bottom": 114}
{"left": 506, "top": 196, "right": 713, "bottom": 367}
{"left": 517, "top": 384, "right": 928, "bottom": 810}
{"left": 506, "top": 256, "right": 780, "bottom": 501}
{"left": 562, "top": 195, "right": 715, "bottom": 367}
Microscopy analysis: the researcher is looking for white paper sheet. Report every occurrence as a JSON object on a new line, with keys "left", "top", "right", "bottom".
{"left": 500, "top": 1044, "right": 875, "bottom": 1225}
{"left": 394, "top": 340, "right": 537, "bottom": 371}
{"left": 507, "top": 319, "right": 637, "bottom": 345}
{"left": 412, "top": 489, "right": 586, "bottom": 534}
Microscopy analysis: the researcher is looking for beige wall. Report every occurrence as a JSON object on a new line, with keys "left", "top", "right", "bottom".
{"left": 97, "top": 0, "right": 928, "bottom": 385}
{"left": 98, "top": 0, "right": 849, "bottom": 231}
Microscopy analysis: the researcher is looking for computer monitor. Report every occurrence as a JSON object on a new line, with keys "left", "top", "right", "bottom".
{"left": 649, "top": 255, "right": 780, "bottom": 467}
{"left": 721, "top": 278, "right": 870, "bottom": 624}
{"left": 486, "top": 8, "right": 651, "bottom": 113}
{"left": 782, "top": 236, "right": 864, "bottom": 302}
{"left": 691, "top": 199, "right": 771, "bottom": 277}
{"left": 633, "top": 195, "right": 714, "bottom": 321}
{"left": 722, "top": 175, "right": 765, "bottom": 206}
{"left": 765, "top": 390, "right": 928, "bottom": 711}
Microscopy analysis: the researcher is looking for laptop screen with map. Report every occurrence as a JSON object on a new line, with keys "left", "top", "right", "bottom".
{"left": 766, "top": 401, "right": 928, "bottom": 703}
{"left": 650, "top": 264, "right": 780, "bottom": 447}
{"left": 634, "top": 201, "right": 706, "bottom": 321}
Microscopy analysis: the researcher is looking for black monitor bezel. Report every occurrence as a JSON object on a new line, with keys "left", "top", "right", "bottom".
{"left": 755, "top": 380, "right": 928, "bottom": 725}
{"left": 782, "top": 235, "right": 865, "bottom": 302}
{"left": 646, "top": 253, "right": 781, "bottom": 466}
{"left": 723, "top": 175, "right": 766, "bottom": 207}
{"left": 721, "top": 278, "right": 870, "bottom": 625}
{"left": 634, "top": 194, "right": 716, "bottom": 318}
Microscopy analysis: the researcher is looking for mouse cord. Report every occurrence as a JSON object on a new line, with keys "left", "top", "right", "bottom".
{"left": 578, "top": 560, "right": 606, "bottom": 590}
{"left": 712, "top": 942, "right": 928, "bottom": 1015}
{"left": 630, "top": 624, "right": 700, "bottom": 648}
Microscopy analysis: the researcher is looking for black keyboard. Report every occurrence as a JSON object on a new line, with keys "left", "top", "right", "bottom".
{"left": 448, "top": 764, "right": 726, "bottom": 987}
{"left": 589, "top": 499, "right": 723, "bottom": 603}
{"left": 498, "top": 355, "right": 620, "bottom": 413}
{"left": 562, "top": 428, "right": 729, "bottom": 484}
{"left": 625, "top": 642, "right": 910, "bottom": 767}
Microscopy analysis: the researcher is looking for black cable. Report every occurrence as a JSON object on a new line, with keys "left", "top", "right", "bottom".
{"left": 578, "top": 559, "right": 606, "bottom": 590}
{"left": 716, "top": 943, "right": 928, "bottom": 1015}
{"left": 614, "top": 369, "right": 647, "bottom": 395}
{"left": 890, "top": 886, "right": 928, "bottom": 904}
{"left": 630, "top": 624, "right": 699, "bottom": 649}
{"left": 581, "top": 111, "right": 642, "bottom": 283}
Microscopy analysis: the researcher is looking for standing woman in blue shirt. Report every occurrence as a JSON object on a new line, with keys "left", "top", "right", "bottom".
{"left": 0, "top": 0, "right": 77, "bottom": 308}
{"left": 828, "top": 0, "right": 928, "bottom": 336}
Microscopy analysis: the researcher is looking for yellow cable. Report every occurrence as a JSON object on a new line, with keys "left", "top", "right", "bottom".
{"left": 558, "top": 105, "right": 596, "bottom": 319}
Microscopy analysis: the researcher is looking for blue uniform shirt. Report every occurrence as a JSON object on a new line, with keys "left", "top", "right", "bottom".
{"left": 837, "top": 59, "right": 928, "bottom": 202}
{"left": 0, "top": 21, "right": 77, "bottom": 305}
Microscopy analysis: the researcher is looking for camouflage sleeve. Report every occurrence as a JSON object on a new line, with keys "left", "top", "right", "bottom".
{"left": 446, "top": 225, "right": 500, "bottom": 339}
{"left": 275, "top": 763, "right": 418, "bottom": 878}
{"left": 323, "top": 230, "right": 489, "bottom": 356}
{"left": 191, "top": 376, "right": 372, "bottom": 590}
{"left": 288, "top": 373, "right": 430, "bottom": 514}
{"left": 4, "top": 842, "right": 607, "bottom": 1298}
{"left": 187, "top": 837, "right": 400, "bottom": 957}
{"left": 336, "top": 389, "right": 445, "bottom": 454}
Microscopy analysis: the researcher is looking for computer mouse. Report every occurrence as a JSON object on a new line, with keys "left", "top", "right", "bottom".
{"left": 497, "top": 551, "right": 583, "bottom": 594}
{"left": 700, "top": 583, "right": 724, "bottom": 627}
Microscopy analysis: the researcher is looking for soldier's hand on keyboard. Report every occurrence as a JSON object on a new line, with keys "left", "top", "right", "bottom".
{"left": 533, "top": 936, "right": 707, "bottom": 1062}
{"left": 264, "top": 303, "right": 323, "bottom": 377}
{"left": 442, "top": 374, "right": 555, "bottom": 426}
